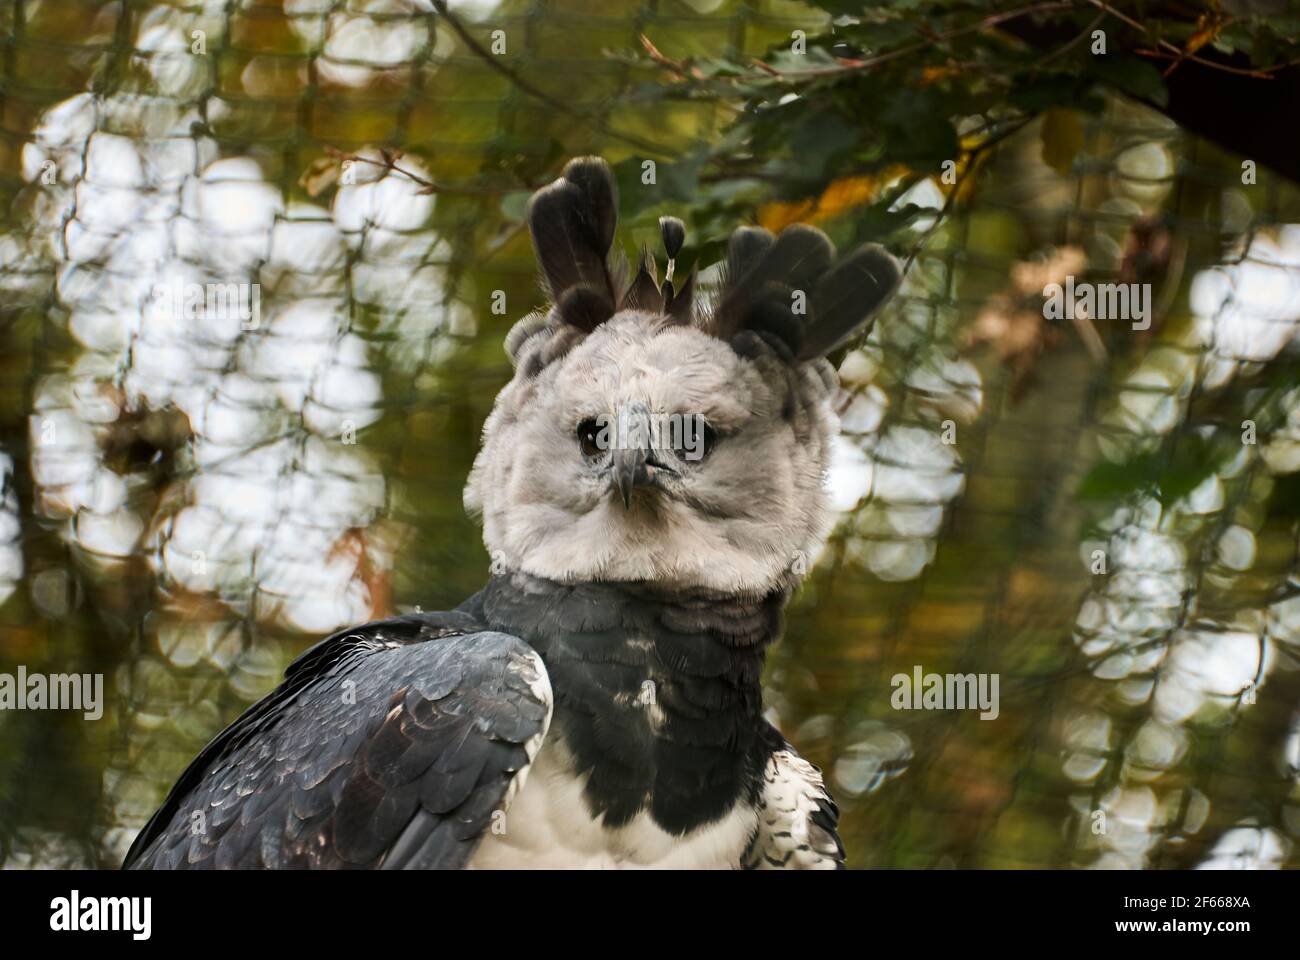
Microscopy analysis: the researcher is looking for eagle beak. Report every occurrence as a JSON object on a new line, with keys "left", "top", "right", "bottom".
{"left": 610, "top": 447, "right": 650, "bottom": 509}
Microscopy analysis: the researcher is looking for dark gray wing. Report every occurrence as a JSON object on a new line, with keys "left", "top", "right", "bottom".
{"left": 123, "top": 612, "right": 552, "bottom": 870}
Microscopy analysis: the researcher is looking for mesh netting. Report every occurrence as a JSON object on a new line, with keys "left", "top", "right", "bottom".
{"left": 0, "top": 0, "right": 1297, "bottom": 869}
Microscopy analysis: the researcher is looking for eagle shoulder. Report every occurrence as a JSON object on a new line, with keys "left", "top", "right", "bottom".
{"left": 123, "top": 612, "right": 553, "bottom": 870}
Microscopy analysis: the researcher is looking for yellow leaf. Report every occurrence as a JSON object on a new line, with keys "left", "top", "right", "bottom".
{"left": 757, "top": 199, "right": 816, "bottom": 232}
{"left": 756, "top": 165, "right": 911, "bottom": 231}
{"left": 1185, "top": 14, "right": 1222, "bottom": 56}
{"left": 816, "top": 176, "right": 880, "bottom": 217}
{"left": 920, "top": 65, "right": 960, "bottom": 86}
{"left": 1040, "top": 108, "right": 1083, "bottom": 178}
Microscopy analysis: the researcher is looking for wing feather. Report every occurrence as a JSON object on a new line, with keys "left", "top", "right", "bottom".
{"left": 123, "top": 615, "right": 552, "bottom": 870}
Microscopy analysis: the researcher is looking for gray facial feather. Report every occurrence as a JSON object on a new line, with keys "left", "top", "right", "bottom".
{"left": 467, "top": 314, "right": 837, "bottom": 595}
{"left": 465, "top": 157, "right": 899, "bottom": 596}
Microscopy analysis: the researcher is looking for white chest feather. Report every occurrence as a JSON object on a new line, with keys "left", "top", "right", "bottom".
{"left": 467, "top": 738, "right": 758, "bottom": 870}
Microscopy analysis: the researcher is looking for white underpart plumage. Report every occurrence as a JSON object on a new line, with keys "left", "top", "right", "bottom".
{"left": 470, "top": 713, "right": 840, "bottom": 869}
{"left": 488, "top": 648, "right": 552, "bottom": 818}
{"left": 468, "top": 737, "right": 757, "bottom": 870}
{"left": 746, "top": 750, "right": 841, "bottom": 870}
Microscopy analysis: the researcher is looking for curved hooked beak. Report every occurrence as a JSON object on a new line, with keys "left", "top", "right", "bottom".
{"left": 604, "top": 403, "right": 681, "bottom": 509}
{"left": 610, "top": 447, "right": 652, "bottom": 509}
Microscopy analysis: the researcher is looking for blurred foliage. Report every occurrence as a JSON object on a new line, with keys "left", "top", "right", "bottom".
{"left": 0, "top": 0, "right": 1299, "bottom": 870}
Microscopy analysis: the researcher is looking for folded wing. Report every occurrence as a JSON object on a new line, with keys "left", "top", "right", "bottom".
{"left": 123, "top": 614, "right": 552, "bottom": 870}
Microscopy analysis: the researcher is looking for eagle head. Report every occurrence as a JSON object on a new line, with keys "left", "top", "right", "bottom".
{"left": 465, "top": 157, "right": 900, "bottom": 596}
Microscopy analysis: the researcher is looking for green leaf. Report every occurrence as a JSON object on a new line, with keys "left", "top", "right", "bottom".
{"left": 1077, "top": 454, "right": 1162, "bottom": 501}
{"left": 499, "top": 190, "right": 531, "bottom": 222}
{"left": 1090, "top": 56, "right": 1168, "bottom": 108}
{"left": 1040, "top": 108, "right": 1084, "bottom": 177}
{"left": 1009, "top": 73, "right": 1100, "bottom": 114}
{"left": 612, "top": 154, "right": 706, "bottom": 212}
{"left": 850, "top": 200, "right": 930, "bottom": 244}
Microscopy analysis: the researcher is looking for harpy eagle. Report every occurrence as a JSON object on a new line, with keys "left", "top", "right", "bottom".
{"left": 123, "top": 157, "right": 900, "bottom": 869}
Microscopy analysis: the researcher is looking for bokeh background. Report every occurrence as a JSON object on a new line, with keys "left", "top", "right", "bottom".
{"left": 2, "top": 0, "right": 1299, "bottom": 869}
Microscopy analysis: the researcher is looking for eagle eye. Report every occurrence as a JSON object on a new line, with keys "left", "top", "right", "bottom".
{"left": 699, "top": 422, "right": 717, "bottom": 458}
{"left": 577, "top": 418, "right": 604, "bottom": 457}
{"left": 676, "top": 418, "right": 717, "bottom": 462}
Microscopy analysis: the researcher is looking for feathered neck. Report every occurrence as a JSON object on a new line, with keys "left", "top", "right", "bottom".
{"left": 470, "top": 569, "right": 789, "bottom": 654}
{"left": 463, "top": 569, "right": 785, "bottom": 832}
